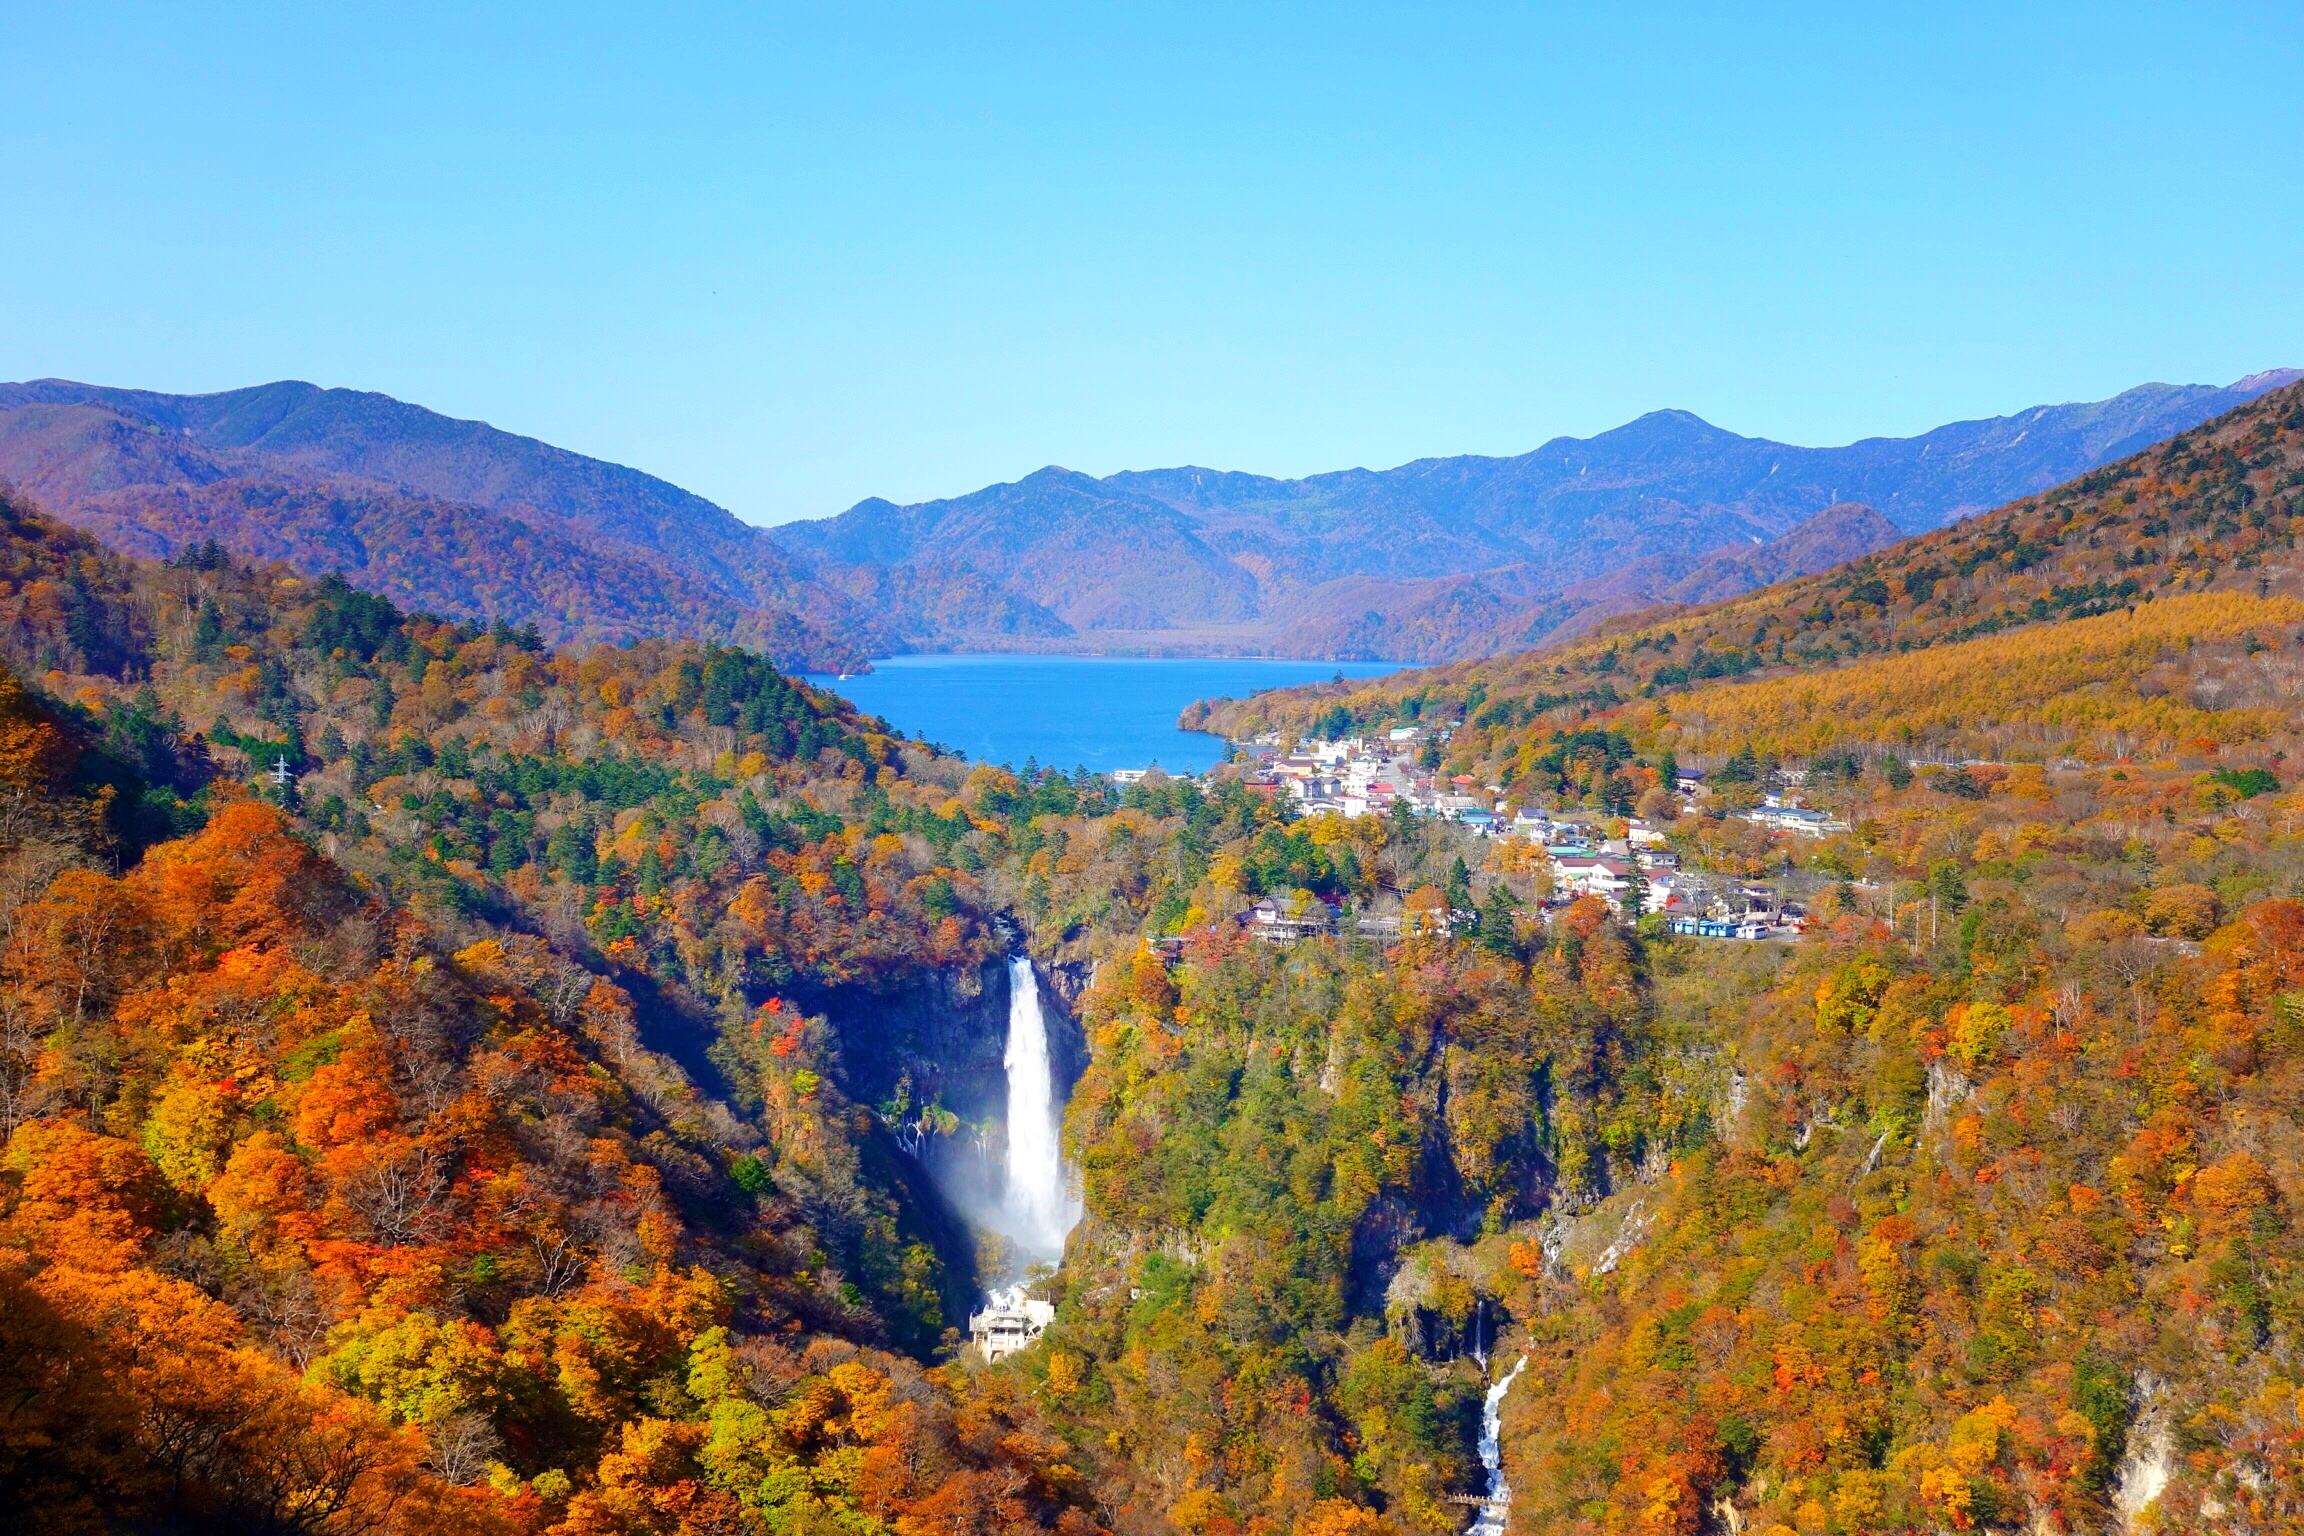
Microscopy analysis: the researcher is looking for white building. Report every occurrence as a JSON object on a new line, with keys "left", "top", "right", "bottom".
{"left": 1550, "top": 854, "right": 1635, "bottom": 905}
{"left": 968, "top": 1295, "right": 1056, "bottom": 1362}
{"left": 1745, "top": 805, "right": 1847, "bottom": 836}
{"left": 1248, "top": 895, "right": 1339, "bottom": 944}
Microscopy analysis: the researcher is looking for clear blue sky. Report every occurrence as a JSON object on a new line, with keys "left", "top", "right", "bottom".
{"left": 3, "top": 3, "right": 2299, "bottom": 524}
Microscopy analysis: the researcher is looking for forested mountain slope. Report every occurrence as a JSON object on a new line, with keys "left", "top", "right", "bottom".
{"left": 0, "top": 380, "right": 882, "bottom": 670}
{"left": 1128, "top": 376, "right": 2304, "bottom": 1533}
{"left": 775, "top": 372, "right": 2296, "bottom": 661}
{"left": 1468, "top": 754, "right": 2304, "bottom": 1535}
{"left": 1357, "top": 501, "right": 1908, "bottom": 658}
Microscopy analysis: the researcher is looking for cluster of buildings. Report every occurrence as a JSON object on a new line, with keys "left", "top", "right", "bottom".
{"left": 1240, "top": 728, "right": 1496, "bottom": 826}
{"left": 1234, "top": 734, "right": 1843, "bottom": 841}
{"left": 1527, "top": 805, "right": 1818, "bottom": 936}
{"left": 1538, "top": 830, "right": 1808, "bottom": 939}
{"left": 1213, "top": 733, "right": 1840, "bottom": 941}
{"left": 1222, "top": 828, "right": 1805, "bottom": 944}
{"left": 1112, "top": 733, "right": 1855, "bottom": 944}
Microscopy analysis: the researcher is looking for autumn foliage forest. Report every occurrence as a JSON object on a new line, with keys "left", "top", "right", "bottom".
{"left": 0, "top": 498, "right": 1115, "bottom": 1534}
{"left": 5, "top": 379, "right": 2304, "bottom": 1535}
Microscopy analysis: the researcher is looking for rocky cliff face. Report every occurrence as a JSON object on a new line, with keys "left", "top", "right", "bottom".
{"left": 802, "top": 953, "right": 1085, "bottom": 1130}
{"left": 761, "top": 953, "right": 1089, "bottom": 1318}
{"left": 803, "top": 959, "right": 1009, "bottom": 1128}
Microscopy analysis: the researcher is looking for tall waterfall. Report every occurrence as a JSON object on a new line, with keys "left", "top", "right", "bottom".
{"left": 1466, "top": 1354, "right": 1527, "bottom": 1536}
{"left": 998, "top": 955, "right": 1077, "bottom": 1266}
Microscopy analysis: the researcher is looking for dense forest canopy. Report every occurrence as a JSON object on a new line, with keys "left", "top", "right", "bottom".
{"left": 5, "top": 377, "right": 2304, "bottom": 1536}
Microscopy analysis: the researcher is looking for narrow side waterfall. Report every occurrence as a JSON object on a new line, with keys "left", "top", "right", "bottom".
{"left": 1466, "top": 1354, "right": 1527, "bottom": 1536}
{"left": 998, "top": 955, "right": 1077, "bottom": 1267}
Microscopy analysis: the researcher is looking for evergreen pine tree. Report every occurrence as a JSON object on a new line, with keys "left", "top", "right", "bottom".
{"left": 1478, "top": 884, "right": 1520, "bottom": 956}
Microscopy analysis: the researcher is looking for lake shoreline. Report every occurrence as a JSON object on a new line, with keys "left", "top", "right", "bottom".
{"left": 807, "top": 653, "right": 1403, "bottom": 775}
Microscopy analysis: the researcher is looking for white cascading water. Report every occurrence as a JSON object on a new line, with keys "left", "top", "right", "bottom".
{"left": 1465, "top": 1354, "right": 1527, "bottom": 1536}
{"left": 998, "top": 955, "right": 1077, "bottom": 1267}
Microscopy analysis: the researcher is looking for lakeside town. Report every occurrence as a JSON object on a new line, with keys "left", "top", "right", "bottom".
{"left": 1117, "top": 721, "right": 1866, "bottom": 944}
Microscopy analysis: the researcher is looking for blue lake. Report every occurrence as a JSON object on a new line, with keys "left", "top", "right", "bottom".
{"left": 808, "top": 654, "right": 1403, "bottom": 774}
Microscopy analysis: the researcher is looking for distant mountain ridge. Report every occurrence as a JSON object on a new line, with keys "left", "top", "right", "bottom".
{"left": 0, "top": 370, "right": 2292, "bottom": 666}
{"left": 773, "top": 370, "right": 2300, "bottom": 660}
{"left": 0, "top": 379, "right": 885, "bottom": 671}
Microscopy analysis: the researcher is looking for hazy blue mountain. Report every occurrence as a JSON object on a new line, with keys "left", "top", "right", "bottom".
{"left": 1108, "top": 376, "right": 2302, "bottom": 545}
{"left": 773, "top": 371, "right": 2299, "bottom": 659}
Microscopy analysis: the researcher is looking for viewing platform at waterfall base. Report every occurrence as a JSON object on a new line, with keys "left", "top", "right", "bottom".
{"left": 968, "top": 1295, "right": 1055, "bottom": 1362}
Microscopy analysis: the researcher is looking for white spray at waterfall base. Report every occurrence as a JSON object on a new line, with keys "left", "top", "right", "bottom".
{"left": 997, "top": 955, "right": 1079, "bottom": 1270}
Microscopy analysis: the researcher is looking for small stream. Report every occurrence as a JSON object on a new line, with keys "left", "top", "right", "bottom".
{"left": 1466, "top": 1354, "right": 1527, "bottom": 1536}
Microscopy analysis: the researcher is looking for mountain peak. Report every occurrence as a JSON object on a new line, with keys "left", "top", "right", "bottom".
{"left": 2233, "top": 367, "right": 2303, "bottom": 393}
{"left": 1009, "top": 464, "right": 1119, "bottom": 497}
{"left": 1796, "top": 499, "right": 1899, "bottom": 532}
{"left": 1592, "top": 407, "right": 1743, "bottom": 447}
{"left": 0, "top": 377, "right": 881, "bottom": 670}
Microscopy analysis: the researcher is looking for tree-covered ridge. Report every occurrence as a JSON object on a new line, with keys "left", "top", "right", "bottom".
{"left": 1022, "top": 377, "right": 2304, "bottom": 1534}
{"left": 5, "top": 508, "right": 992, "bottom": 980}
{"left": 1035, "top": 661, "right": 2304, "bottom": 1531}
{"left": 962, "top": 732, "right": 2304, "bottom": 1534}
{"left": 0, "top": 380, "right": 888, "bottom": 672}
{"left": 0, "top": 485, "right": 1557, "bottom": 1536}
{"left": 1405, "top": 587, "right": 2304, "bottom": 797}
{"left": 1645, "top": 590, "right": 2304, "bottom": 765}
{"left": 1187, "top": 377, "right": 2304, "bottom": 748}
{"left": 1015, "top": 904, "right": 1710, "bottom": 1536}
{"left": 0, "top": 481, "right": 1645, "bottom": 1536}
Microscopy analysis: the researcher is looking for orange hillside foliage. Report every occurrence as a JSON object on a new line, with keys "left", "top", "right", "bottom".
{"left": 1649, "top": 591, "right": 2304, "bottom": 759}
